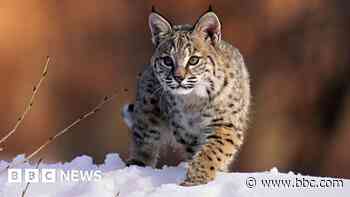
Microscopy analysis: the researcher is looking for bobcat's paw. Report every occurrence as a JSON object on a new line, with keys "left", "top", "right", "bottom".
{"left": 179, "top": 161, "right": 216, "bottom": 186}
{"left": 180, "top": 170, "right": 213, "bottom": 186}
{"left": 125, "top": 159, "right": 146, "bottom": 167}
{"left": 179, "top": 178, "right": 211, "bottom": 186}
{"left": 179, "top": 181, "right": 201, "bottom": 186}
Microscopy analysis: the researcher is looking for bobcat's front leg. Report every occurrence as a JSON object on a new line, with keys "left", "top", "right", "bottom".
{"left": 127, "top": 122, "right": 162, "bottom": 167}
{"left": 180, "top": 127, "right": 244, "bottom": 186}
{"left": 124, "top": 102, "right": 164, "bottom": 167}
{"left": 123, "top": 69, "right": 165, "bottom": 167}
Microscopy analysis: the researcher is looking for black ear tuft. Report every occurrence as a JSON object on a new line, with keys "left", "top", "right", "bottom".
{"left": 151, "top": 5, "right": 156, "bottom": 13}
{"left": 207, "top": 5, "right": 213, "bottom": 12}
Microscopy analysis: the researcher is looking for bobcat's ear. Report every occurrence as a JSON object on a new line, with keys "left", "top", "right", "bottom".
{"left": 149, "top": 12, "right": 172, "bottom": 46}
{"left": 193, "top": 11, "right": 221, "bottom": 45}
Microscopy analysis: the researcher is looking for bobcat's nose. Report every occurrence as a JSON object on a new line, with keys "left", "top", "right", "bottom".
{"left": 174, "top": 67, "right": 186, "bottom": 83}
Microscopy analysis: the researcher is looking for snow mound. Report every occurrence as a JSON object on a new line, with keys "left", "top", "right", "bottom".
{"left": 0, "top": 154, "right": 349, "bottom": 197}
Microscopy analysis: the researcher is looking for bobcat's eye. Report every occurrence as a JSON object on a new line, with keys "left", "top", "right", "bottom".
{"left": 188, "top": 56, "right": 200, "bottom": 66}
{"left": 162, "top": 56, "right": 174, "bottom": 67}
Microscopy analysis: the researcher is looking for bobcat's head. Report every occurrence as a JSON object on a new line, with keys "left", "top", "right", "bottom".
{"left": 149, "top": 8, "right": 222, "bottom": 96}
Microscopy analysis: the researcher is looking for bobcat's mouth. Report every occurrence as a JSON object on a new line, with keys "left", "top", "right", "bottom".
{"left": 165, "top": 78, "right": 196, "bottom": 95}
{"left": 171, "top": 85, "right": 194, "bottom": 95}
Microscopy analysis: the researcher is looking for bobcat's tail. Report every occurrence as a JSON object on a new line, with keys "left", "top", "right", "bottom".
{"left": 122, "top": 104, "right": 134, "bottom": 129}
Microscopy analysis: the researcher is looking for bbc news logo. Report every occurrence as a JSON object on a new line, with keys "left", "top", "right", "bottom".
{"left": 8, "top": 168, "right": 102, "bottom": 183}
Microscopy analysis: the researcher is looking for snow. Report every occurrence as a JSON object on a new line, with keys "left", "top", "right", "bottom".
{"left": 0, "top": 154, "right": 349, "bottom": 197}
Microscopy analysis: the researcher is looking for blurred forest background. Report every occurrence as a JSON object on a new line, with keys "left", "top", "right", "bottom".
{"left": 0, "top": 0, "right": 349, "bottom": 179}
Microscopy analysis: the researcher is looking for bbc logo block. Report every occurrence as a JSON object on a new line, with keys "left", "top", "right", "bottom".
{"left": 41, "top": 169, "right": 56, "bottom": 183}
{"left": 8, "top": 169, "right": 22, "bottom": 183}
{"left": 24, "top": 169, "right": 40, "bottom": 183}
{"left": 8, "top": 168, "right": 57, "bottom": 183}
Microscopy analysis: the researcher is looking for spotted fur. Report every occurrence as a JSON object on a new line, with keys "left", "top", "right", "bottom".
{"left": 122, "top": 9, "right": 250, "bottom": 186}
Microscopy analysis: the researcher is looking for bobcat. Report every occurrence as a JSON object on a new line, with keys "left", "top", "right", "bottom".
{"left": 122, "top": 7, "right": 250, "bottom": 186}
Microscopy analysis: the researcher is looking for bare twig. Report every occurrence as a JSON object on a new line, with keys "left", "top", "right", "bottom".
{"left": 1, "top": 92, "right": 118, "bottom": 174}
{"left": 21, "top": 158, "right": 43, "bottom": 197}
{"left": 0, "top": 57, "right": 50, "bottom": 149}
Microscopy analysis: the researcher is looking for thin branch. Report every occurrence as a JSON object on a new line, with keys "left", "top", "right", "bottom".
{"left": 1, "top": 92, "right": 118, "bottom": 174}
{"left": 0, "top": 57, "right": 50, "bottom": 148}
{"left": 21, "top": 158, "right": 43, "bottom": 197}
